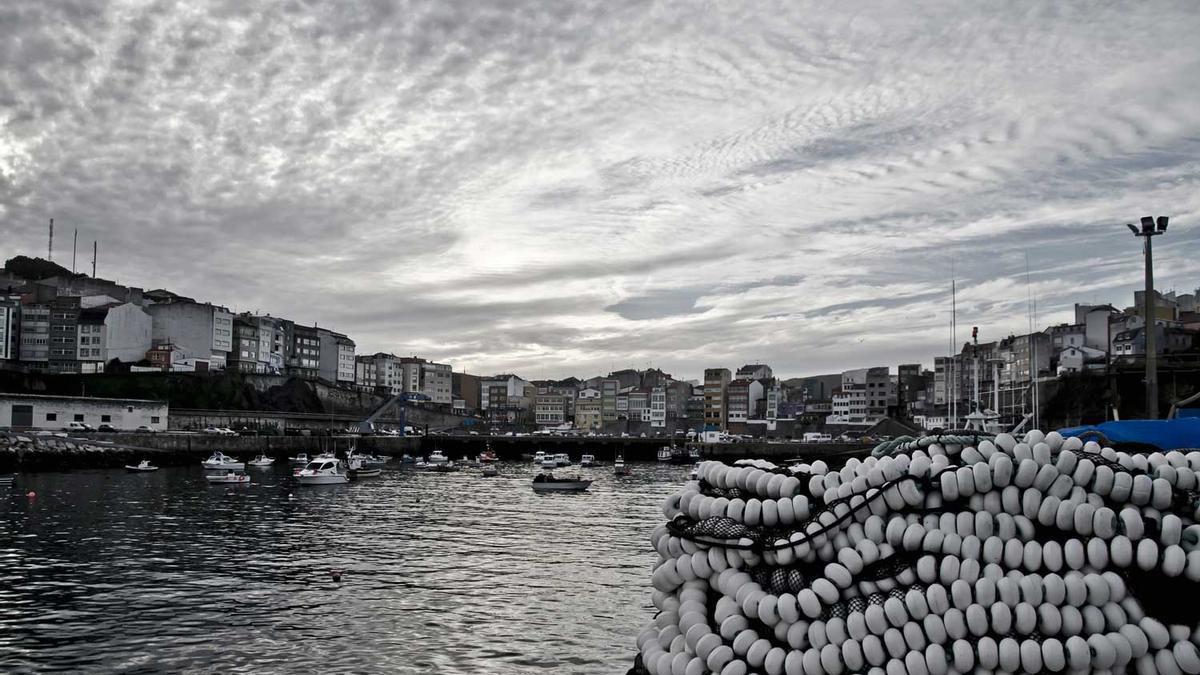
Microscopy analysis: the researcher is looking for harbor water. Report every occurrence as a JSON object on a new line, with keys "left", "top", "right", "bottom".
{"left": 0, "top": 460, "right": 684, "bottom": 673}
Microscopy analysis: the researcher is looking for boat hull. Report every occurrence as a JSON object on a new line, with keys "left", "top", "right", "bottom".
{"left": 206, "top": 476, "right": 249, "bottom": 484}
{"left": 297, "top": 475, "right": 349, "bottom": 485}
{"left": 125, "top": 466, "right": 158, "bottom": 472}
{"left": 532, "top": 480, "right": 592, "bottom": 492}
{"left": 350, "top": 469, "right": 381, "bottom": 479}
{"left": 202, "top": 462, "right": 245, "bottom": 471}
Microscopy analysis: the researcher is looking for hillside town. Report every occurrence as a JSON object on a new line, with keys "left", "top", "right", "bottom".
{"left": 2, "top": 254, "right": 1198, "bottom": 438}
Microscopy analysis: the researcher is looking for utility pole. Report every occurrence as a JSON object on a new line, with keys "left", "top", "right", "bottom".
{"left": 1127, "top": 216, "right": 1169, "bottom": 419}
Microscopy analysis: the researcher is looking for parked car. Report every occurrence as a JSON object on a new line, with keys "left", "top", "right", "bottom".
{"left": 97, "top": 423, "right": 118, "bottom": 432}
{"left": 66, "top": 421, "right": 95, "bottom": 432}
{"left": 135, "top": 425, "right": 156, "bottom": 433}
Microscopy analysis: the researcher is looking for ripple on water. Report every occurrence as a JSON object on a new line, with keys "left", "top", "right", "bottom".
{"left": 0, "top": 462, "right": 689, "bottom": 673}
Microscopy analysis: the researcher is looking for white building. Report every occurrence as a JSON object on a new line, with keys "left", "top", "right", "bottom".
{"left": 76, "top": 303, "right": 154, "bottom": 372}
{"left": 0, "top": 393, "right": 169, "bottom": 431}
{"left": 0, "top": 298, "right": 17, "bottom": 361}
{"left": 146, "top": 301, "right": 233, "bottom": 369}
{"left": 650, "top": 386, "right": 667, "bottom": 428}
{"left": 480, "top": 375, "right": 531, "bottom": 409}
{"left": 830, "top": 388, "right": 868, "bottom": 419}
{"left": 336, "top": 335, "right": 356, "bottom": 385}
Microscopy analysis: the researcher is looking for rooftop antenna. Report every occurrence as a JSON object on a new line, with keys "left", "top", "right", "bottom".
{"left": 1024, "top": 251, "right": 1037, "bottom": 431}
{"left": 92, "top": 241, "right": 97, "bottom": 278}
{"left": 72, "top": 229, "right": 78, "bottom": 273}
{"left": 48, "top": 218, "right": 54, "bottom": 261}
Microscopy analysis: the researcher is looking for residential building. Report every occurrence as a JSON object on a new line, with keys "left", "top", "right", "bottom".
{"left": 230, "top": 314, "right": 286, "bottom": 374}
{"left": 600, "top": 378, "right": 619, "bottom": 422}
{"left": 18, "top": 302, "right": 50, "bottom": 364}
{"left": 703, "top": 368, "right": 731, "bottom": 430}
{"left": 864, "top": 366, "right": 895, "bottom": 417}
{"left": 0, "top": 295, "right": 19, "bottom": 362}
{"left": 686, "top": 384, "right": 705, "bottom": 429}
{"left": 830, "top": 387, "right": 868, "bottom": 419}
{"left": 398, "top": 357, "right": 424, "bottom": 395}
{"left": 574, "top": 387, "right": 602, "bottom": 430}
{"left": 315, "top": 331, "right": 356, "bottom": 385}
{"left": 726, "top": 379, "right": 765, "bottom": 425}
{"left": 627, "top": 389, "right": 650, "bottom": 422}
{"left": 535, "top": 389, "right": 570, "bottom": 426}
{"left": 765, "top": 383, "right": 787, "bottom": 419}
{"left": 74, "top": 303, "right": 152, "bottom": 373}
{"left": 650, "top": 386, "right": 667, "bottom": 428}
{"left": 146, "top": 300, "right": 233, "bottom": 370}
{"left": 48, "top": 295, "right": 82, "bottom": 373}
{"left": 285, "top": 324, "right": 321, "bottom": 379}
{"left": 1057, "top": 346, "right": 1107, "bottom": 374}
{"left": 421, "top": 361, "right": 452, "bottom": 404}
{"left": 735, "top": 364, "right": 773, "bottom": 381}
{"left": 480, "top": 375, "right": 531, "bottom": 410}
{"left": 1113, "top": 325, "right": 1197, "bottom": 357}
{"left": 355, "top": 355, "right": 378, "bottom": 392}
{"left": 452, "top": 372, "right": 482, "bottom": 411}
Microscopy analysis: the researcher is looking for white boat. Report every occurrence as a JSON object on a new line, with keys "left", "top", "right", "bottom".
{"left": 459, "top": 455, "right": 479, "bottom": 468}
{"left": 206, "top": 470, "right": 250, "bottom": 484}
{"left": 427, "top": 450, "right": 449, "bottom": 465}
{"left": 656, "top": 447, "right": 672, "bottom": 463}
{"left": 532, "top": 471, "right": 592, "bottom": 492}
{"left": 362, "top": 455, "right": 388, "bottom": 466}
{"left": 532, "top": 451, "right": 547, "bottom": 465}
{"left": 614, "top": 455, "right": 631, "bottom": 476}
{"left": 125, "top": 459, "right": 159, "bottom": 472}
{"left": 400, "top": 454, "right": 416, "bottom": 464}
{"left": 579, "top": 454, "right": 595, "bottom": 467}
{"left": 689, "top": 463, "right": 700, "bottom": 481}
{"left": 289, "top": 453, "right": 310, "bottom": 466}
{"left": 348, "top": 456, "right": 382, "bottom": 479}
{"left": 554, "top": 453, "right": 571, "bottom": 467}
{"left": 202, "top": 452, "right": 244, "bottom": 470}
{"left": 481, "top": 464, "right": 499, "bottom": 477}
{"left": 248, "top": 454, "right": 274, "bottom": 467}
{"left": 296, "top": 458, "right": 349, "bottom": 485}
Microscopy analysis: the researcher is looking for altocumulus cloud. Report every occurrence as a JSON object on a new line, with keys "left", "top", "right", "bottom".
{"left": 3, "top": 0, "right": 1200, "bottom": 378}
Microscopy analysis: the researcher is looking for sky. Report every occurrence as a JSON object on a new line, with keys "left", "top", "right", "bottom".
{"left": 3, "top": 1, "right": 1200, "bottom": 381}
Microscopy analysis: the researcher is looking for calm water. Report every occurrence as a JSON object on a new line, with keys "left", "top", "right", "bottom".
{"left": 0, "top": 459, "right": 684, "bottom": 673}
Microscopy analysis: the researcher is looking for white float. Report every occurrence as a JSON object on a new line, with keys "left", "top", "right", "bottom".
{"left": 632, "top": 429, "right": 1200, "bottom": 675}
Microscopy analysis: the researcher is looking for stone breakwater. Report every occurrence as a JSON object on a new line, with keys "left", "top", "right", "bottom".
{"left": 632, "top": 429, "right": 1200, "bottom": 675}
{"left": 0, "top": 432, "right": 161, "bottom": 471}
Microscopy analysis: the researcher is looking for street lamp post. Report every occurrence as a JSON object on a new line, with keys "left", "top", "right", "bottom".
{"left": 1127, "top": 216, "right": 1169, "bottom": 419}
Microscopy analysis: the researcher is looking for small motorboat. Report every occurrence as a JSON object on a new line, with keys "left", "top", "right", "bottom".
{"left": 540, "top": 456, "right": 558, "bottom": 469}
{"left": 248, "top": 454, "right": 275, "bottom": 467}
{"left": 431, "top": 461, "right": 460, "bottom": 473}
{"left": 478, "top": 446, "right": 498, "bottom": 463}
{"left": 400, "top": 454, "right": 416, "bottom": 464}
{"left": 362, "top": 454, "right": 388, "bottom": 466}
{"left": 614, "top": 454, "right": 631, "bottom": 476}
{"left": 347, "top": 456, "right": 382, "bottom": 479}
{"left": 206, "top": 470, "right": 250, "bottom": 484}
{"left": 459, "top": 455, "right": 479, "bottom": 468}
{"left": 427, "top": 450, "right": 449, "bottom": 466}
{"left": 289, "top": 453, "right": 310, "bottom": 466}
{"left": 202, "top": 452, "right": 244, "bottom": 471}
{"left": 554, "top": 453, "right": 571, "bottom": 467}
{"left": 481, "top": 464, "right": 499, "bottom": 477}
{"left": 532, "top": 471, "right": 592, "bottom": 493}
{"left": 579, "top": 454, "right": 595, "bottom": 467}
{"left": 125, "top": 459, "right": 159, "bottom": 472}
{"left": 296, "top": 458, "right": 349, "bottom": 485}
{"left": 656, "top": 447, "right": 672, "bottom": 463}
{"left": 532, "top": 451, "right": 547, "bottom": 465}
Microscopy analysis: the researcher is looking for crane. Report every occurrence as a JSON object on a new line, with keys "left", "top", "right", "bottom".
{"left": 357, "top": 391, "right": 431, "bottom": 435}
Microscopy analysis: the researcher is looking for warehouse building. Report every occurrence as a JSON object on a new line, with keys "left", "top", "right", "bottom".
{"left": 0, "top": 394, "right": 169, "bottom": 431}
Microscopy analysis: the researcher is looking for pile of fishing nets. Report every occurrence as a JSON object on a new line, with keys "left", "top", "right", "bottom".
{"left": 632, "top": 430, "right": 1200, "bottom": 674}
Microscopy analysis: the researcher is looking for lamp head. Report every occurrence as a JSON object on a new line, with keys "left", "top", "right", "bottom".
{"left": 1141, "top": 216, "right": 1155, "bottom": 233}
{"left": 1157, "top": 216, "right": 1169, "bottom": 232}
{"left": 1127, "top": 223, "right": 1139, "bottom": 236}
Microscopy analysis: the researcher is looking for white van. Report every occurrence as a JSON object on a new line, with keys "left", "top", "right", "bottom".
{"left": 802, "top": 432, "right": 832, "bottom": 443}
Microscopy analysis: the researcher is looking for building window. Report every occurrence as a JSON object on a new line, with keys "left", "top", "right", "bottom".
{"left": 101, "top": 415, "right": 111, "bottom": 422}
{"left": 46, "top": 413, "right": 57, "bottom": 421}
{"left": 127, "top": 407, "right": 134, "bottom": 412}
{"left": 74, "top": 414, "right": 84, "bottom": 422}
{"left": 151, "top": 416, "right": 160, "bottom": 424}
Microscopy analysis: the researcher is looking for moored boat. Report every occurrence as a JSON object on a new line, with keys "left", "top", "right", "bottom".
{"left": 532, "top": 471, "right": 591, "bottom": 493}
{"left": 248, "top": 454, "right": 274, "bottom": 467}
{"left": 295, "top": 458, "right": 349, "bottom": 485}
{"left": 614, "top": 454, "right": 631, "bottom": 476}
{"left": 478, "top": 445, "right": 498, "bottom": 463}
{"left": 656, "top": 447, "right": 672, "bottom": 463}
{"left": 206, "top": 470, "right": 250, "bottom": 484}
{"left": 579, "top": 454, "right": 595, "bottom": 467}
{"left": 202, "top": 452, "right": 244, "bottom": 471}
{"left": 532, "top": 451, "right": 547, "bottom": 465}
{"left": 289, "top": 453, "right": 309, "bottom": 466}
{"left": 125, "top": 459, "right": 159, "bottom": 472}
{"left": 481, "top": 464, "right": 499, "bottom": 477}
{"left": 554, "top": 452, "right": 571, "bottom": 467}
{"left": 427, "top": 450, "right": 449, "bottom": 466}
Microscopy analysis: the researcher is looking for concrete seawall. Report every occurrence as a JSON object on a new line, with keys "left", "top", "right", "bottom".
{"left": 1, "top": 433, "right": 876, "bottom": 471}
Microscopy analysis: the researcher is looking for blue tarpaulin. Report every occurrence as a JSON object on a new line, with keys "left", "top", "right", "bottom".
{"left": 1059, "top": 418, "right": 1200, "bottom": 451}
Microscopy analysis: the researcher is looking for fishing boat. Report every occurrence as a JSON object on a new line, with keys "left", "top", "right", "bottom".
{"left": 579, "top": 454, "right": 595, "bottom": 467}
{"left": 206, "top": 470, "right": 250, "bottom": 484}
{"left": 347, "top": 456, "right": 382, "bottom": 479}
{"left": 478, "top": 444, "right": 498, "bottom": 463}
{"left": 656, "top": 446, "right": 672, "bottom": 462}
{"left": 247, "top": 454, "right": 274, "bottom": 467}
{"left": 289, "top": 453, "right": 310, "bottom": 466}
{"left": 614, "top": 454, "right": 631, "bottom": 476}
{"left": 554, "top": 452, "right": 571, "bottom": 467}
{"left": 201, "top": 452, "right": 244, "bottom": 471}
{"left": 295, "top": 458, "right": 349, "bottom": 485}
{"left": 481, "top": 464, "right": 499, "bottom": 477}
{"left": 531, "top": 470, "right": 592, "bottom": 493}
{"left": 125, "top": 459, "right": 159, "bottom": 472}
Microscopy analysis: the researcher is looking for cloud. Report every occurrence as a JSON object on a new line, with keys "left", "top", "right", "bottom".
{"left": 3, "top": 0, "right": 1200, "bottom": 380}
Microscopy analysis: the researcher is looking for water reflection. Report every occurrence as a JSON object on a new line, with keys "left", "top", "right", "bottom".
{"left": 0, "top": 461, "right": 687, "bottom": 673}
